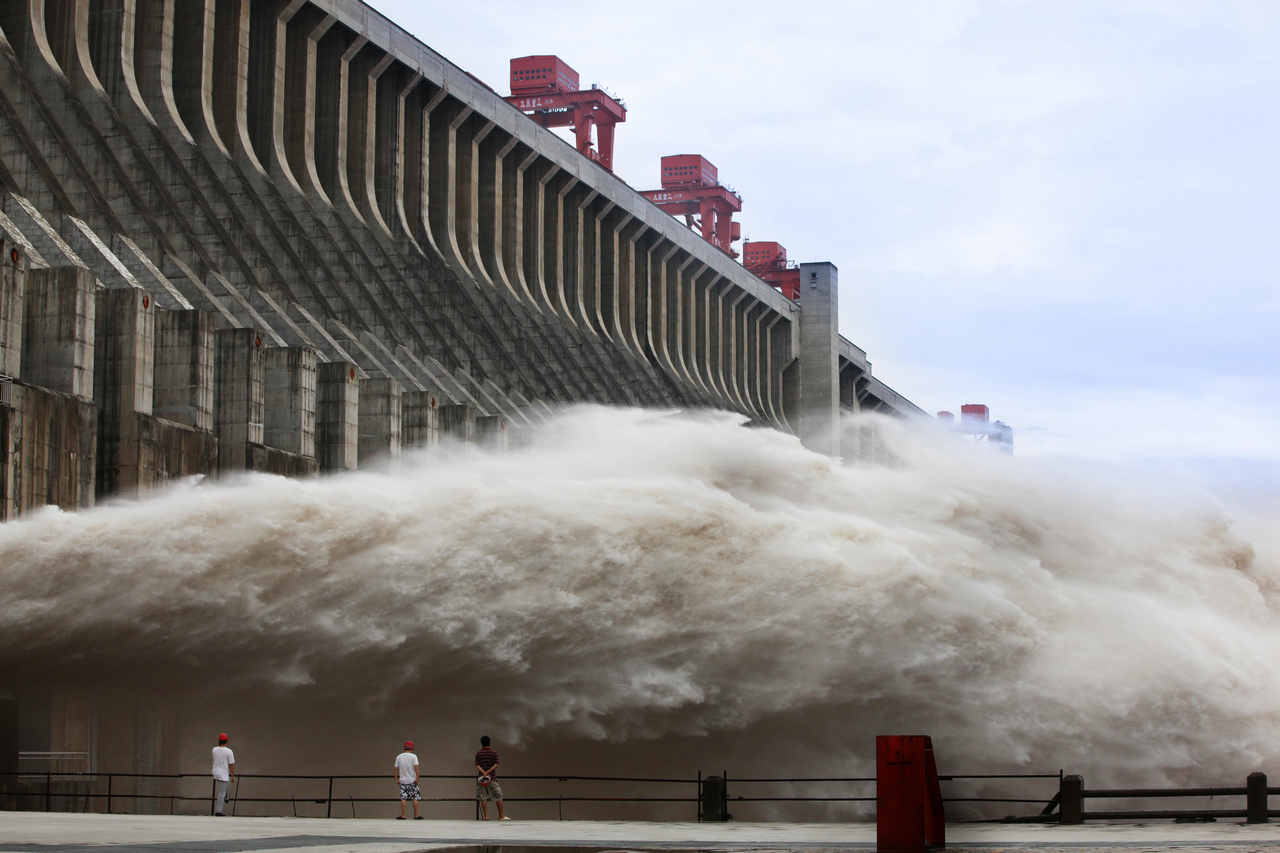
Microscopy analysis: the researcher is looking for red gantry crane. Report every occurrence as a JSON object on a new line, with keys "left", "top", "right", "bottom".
{"left": 937, "top": 404, "right": 1014, "bottom": 453}
{"left": 504, "top": 55, "right": 627, "bottom": 171}
{"left": 639, "top": 155, "right": 742, "bottom": 258}
{"left": 742, "top": 241, "right": 800, "bottom": 299}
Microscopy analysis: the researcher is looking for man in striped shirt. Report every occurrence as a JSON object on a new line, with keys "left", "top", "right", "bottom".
{"left": 475, "top": 736, "right": 509, "bottom": 820}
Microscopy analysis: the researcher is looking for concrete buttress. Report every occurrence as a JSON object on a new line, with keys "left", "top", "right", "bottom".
{"left": 316, "top": 361, "right": 359, "bottom": 472}
{"left": 402, "top": 389, "right": 440, "bottom": 450}
{"left": 476, "top": 414, "right": 506, "bottom": 450}
{"left": 22, "top": 267, "right": 97, "bottom": 398}
{"left": 263, "top": 345, "right": 319, "bottom": 459}
{"left": 357, "top": 375, "right": 401, "bottom": 472}
{"left": 214, "top": 327, "right": 266, "bottom": 471}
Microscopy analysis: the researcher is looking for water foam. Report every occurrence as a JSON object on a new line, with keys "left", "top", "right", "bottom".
{"left": 1, "top": 406, "right": 1276, "bottom": 790}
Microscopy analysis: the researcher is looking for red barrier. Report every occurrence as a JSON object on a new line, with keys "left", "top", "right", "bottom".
{"left": 877, "top": 735, "right": 945, "bottom": 852}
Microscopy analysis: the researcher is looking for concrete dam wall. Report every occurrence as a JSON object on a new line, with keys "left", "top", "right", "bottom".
{"left": 0, "top": 0, "right": 922, "bottom": 518}
{"left": 0, "top": 244, "right": 512, "bottom": 519}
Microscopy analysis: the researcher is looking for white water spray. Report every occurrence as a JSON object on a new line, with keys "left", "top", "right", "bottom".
{"left": 1, "top": 407, "right": 1277, "bottom": 793}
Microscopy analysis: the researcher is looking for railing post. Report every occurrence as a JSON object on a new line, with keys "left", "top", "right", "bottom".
{"left": 1248, "top": 772, "right": 1268, "bottom": 823}
{"left": 106, "top": 774, "right": 112, "bottom": 814}
{"left": 700, "top": 775, "right": 727, "bottom": 821}
{"left": 697, "top": 771, "right": 702, "bottom": 822}
{"left": 210, "top": 778, "right": 216, "bottom": 816}
{"left": 327, "top": 776, "right": 333, "bottom": 819}
{"left": 46, "top": 772, "right": 51, "bottom": 812}
{"left": 1060, "top": 775, "right": 1084, "bottom": 824}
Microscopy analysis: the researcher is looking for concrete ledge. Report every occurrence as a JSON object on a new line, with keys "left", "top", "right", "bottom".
{"left": 246, "top": 443, "right": 320, "bottom": 478}
{"left": 7, "top": 813, "right": 1280, "bottom": 852}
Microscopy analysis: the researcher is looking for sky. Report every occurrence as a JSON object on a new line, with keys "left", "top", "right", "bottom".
{"left": 368, "top": 0, "right": 1280, "bottom": 479}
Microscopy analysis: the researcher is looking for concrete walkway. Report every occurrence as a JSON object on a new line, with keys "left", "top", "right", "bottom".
{"left": 6, "top": 812, "right": 1280, "bottom": 851}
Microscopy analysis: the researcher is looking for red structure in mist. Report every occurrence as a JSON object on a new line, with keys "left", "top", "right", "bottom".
{"left": 640, "top": 155, "right": 742, "bottom": 257}
{"left": 504, "top": 56, "right": 627, "bottom": 172}
{"left": 941, "top": 404, "right": 1013, "bottom": 452}
{"left": 742, "top": 241, "right": 800, "bottom": 299}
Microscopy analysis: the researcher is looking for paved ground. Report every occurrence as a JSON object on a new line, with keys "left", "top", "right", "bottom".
{"left": 6, "top": 813, "right": 1280, "bottom": 852}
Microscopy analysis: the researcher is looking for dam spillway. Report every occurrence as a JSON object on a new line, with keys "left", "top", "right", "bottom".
{"left": 0, "top": 0, "right": 920, "bottom": 516}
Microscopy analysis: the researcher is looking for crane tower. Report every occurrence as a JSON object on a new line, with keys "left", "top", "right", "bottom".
{"left": 938, "top": 404, "right": 1013, "bottom": 453}
{"left": 639, "top": 155, "right": 742, "bottom": 257}
{"left": 742, "top": 241, "right": 800, "bottom": 299}
{"left": 504, "top": 56, "right": 627, "bottom": 171}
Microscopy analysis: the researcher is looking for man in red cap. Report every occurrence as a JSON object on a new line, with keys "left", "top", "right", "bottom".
{"left": 212, "top": 734, "right": 235, "bottom": 816}
{"left": 394, "top": 741, "right": 422, "bottom": 820}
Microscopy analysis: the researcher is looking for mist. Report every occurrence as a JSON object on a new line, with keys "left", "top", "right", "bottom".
{"left": 2, "top": 406, "right": 1277, "bottom": 818}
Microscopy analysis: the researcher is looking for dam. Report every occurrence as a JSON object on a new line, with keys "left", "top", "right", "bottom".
{"left": 0, "top": 0, "right": 922, "bottom": 523}
{"left": 4, "top": 0, "right": 1278, "bottom": 839}
{"left": 0, "top": 0, "right": 932, "bottom": 812}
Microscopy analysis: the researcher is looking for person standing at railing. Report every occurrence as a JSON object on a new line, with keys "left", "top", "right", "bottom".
{"left": 211, "top": 734, "right": 235, "bottom": 817}
{"left": 395, "top": 741, "right": 423, "bottom": 820}
{"left": 474, "top": 736, "right": 508, "bottom": 820}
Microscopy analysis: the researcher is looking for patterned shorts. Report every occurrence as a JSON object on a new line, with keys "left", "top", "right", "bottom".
{"left": 400, "top": 782, "right": 420, "bottom": 801}
{"left": 476, "top": 778, "right": 503, "bottom": 802}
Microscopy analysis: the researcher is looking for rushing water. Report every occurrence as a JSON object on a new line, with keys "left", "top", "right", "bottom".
{"left": 1, "top": 406, "right": 1277, "bottom": 808}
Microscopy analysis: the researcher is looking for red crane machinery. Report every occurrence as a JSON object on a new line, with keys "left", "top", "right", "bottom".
{"left": 742, "top": 241, "right": 800, "bottom": 299}
{"left": 939, "top": 404, "right": 1013, "bottom": 452}
{"left": 504, "top": 56, "right": 627, "bottom": 171}
{"left": 639, "top": 155, "right": 742, "bottom": 257}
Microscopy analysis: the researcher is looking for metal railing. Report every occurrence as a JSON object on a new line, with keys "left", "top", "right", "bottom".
{"left": 0, "top": 771, "right": 704, "bottom": 820}
{"left": 4, "top": 768, "right": 1274, "bottom": 824}
{"left": 0, "top": 771, "right": 173, "bottom": 815}
{"left": 0, "top": 769, "right": 1066, "bottom": 821}
{"left": 724, "top": 773, "right": 1063, "bottom": 803}
{"left": 1058, "top": 773, "right": 1278, "bottom": 823}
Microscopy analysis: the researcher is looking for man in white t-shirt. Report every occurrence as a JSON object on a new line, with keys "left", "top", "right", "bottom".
{"left": 394, "top": 741, "right": 422, "bottom": 820}
{"left": 211, "top": 733, "right": 235, "bottom": 816}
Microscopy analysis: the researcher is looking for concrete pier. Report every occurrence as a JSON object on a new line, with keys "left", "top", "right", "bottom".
{"left": 316, "top": 362, "right": 360, "bottom": 472}
{"left": 438, "top": 404, "right": 476, "bottom": 445}
{"left": 476, "top": 414, "right": 507, "bottom": 450}
{"left": 1, "top": 262, "right": 98, "bottom": 518}
{"left": 402, "top": 391, "right": 440, "bottom": 450}
{"left": 214, "top": 328, "right": 266, "bottom": 472}
{"left": 0, "top": 241, "right": 23, "bottom": 377}
{"left": 94, "top": 288, "right": 156, "bottom": 495}
{"left": 22, "top": 267, "right": 96, "bottom": 398}
{"left": 358, "top": 377, "right": 402, "bottom": 472}
{"left": 264, "top": 346, "right": 319, "bottom": 459}
{"left": 94, "top": 291, "right": 219, "bottom": 495}
{"left": 154, "top": 310, "right": 215, "bottom": 431}
{"left": 0, "top": 378, "right": 96, "bottom": 517}
{"left": 95, "top": 289, "right": 155, "bottom": 424}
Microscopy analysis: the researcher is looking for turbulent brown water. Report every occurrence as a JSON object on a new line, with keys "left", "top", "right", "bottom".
{"left": 1, "top": 406, "right": 1277, "bottom": 814}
